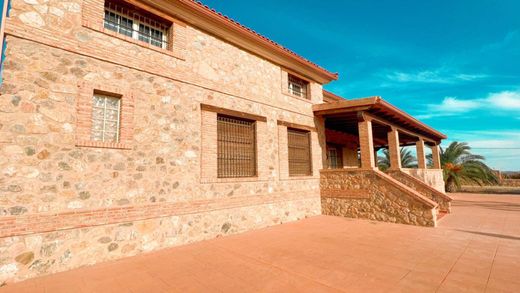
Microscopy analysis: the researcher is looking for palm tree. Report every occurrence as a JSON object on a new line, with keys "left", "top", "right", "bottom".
{"left": 429, "top": 142, "right": 498, "bottom": 192}
{"left": 378, "top": 148, "right": 417, "bottom": 171}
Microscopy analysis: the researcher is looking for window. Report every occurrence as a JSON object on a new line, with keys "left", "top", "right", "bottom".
{"left": 104, "top": 0, "right": 170, "bottom": 49}
{"left": 288, "top": 74, "right": 309, "bottom": 99}
{"left": 327, "top": 145, "right": 343, "bottom": 169}
{"left": 217, "top": 115, "right": 256, "bottom": 178}
{"left": 91, "top": 93, "right": 121, "bottom": 143}
{"left": 288, "top": 129, "right": 312, "bottom": 176}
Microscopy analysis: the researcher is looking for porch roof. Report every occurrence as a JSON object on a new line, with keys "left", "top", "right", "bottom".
{"left": 313, "top": 96, "right": 447, "bottom": 144}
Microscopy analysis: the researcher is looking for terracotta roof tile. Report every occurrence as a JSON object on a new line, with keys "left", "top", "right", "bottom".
{"left": 185, "top": 0, "right": 338, "bottom": 80}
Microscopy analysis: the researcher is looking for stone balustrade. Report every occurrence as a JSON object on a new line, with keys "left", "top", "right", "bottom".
{"left": 320, "top": 169, "right": 438, "bottom": 227}
{"left": 386, "top": 170, "right": 452, "bottom": 213}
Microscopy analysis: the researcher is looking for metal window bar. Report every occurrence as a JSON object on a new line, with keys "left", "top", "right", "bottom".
{"left": 288, "top": 129, "right": 312, "bottom": 176}
{"left": 104, "top": 1, "right": 170, "bottom": 49}
{"left": 91, "top": 94, "right": 121, "bottom": 143}
{"left": 217, "top": 115, "right": 257, "bottom": 178}
{"left": 288, "top": 74, "right": 309, "bottom": 99}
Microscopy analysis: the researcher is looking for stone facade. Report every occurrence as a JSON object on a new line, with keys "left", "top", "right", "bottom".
{"left": 0, "top": 0, "right": 327, "bottom": 283}
{"left": 320, "top": 169, "right": 438, "bottom": 227}
{"left": 386, "top": 170, "right": 451, "bottom": 213}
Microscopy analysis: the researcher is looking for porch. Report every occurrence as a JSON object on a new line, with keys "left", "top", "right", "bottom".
{"left": 314, "top": 96, "right": 453, "bottom": 226}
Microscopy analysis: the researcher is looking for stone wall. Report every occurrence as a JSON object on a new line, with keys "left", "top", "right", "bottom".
{"left": 402, "top": 168, "right": 445, "bottom": 193}
{"left": 320, "top": 169, "right": 438, "bottom": 227}
{"left": 386, "top": 170, "right": 452, "bottom": 213}
{"left": 0, "top": 0, "right": 325, "bottom": 283}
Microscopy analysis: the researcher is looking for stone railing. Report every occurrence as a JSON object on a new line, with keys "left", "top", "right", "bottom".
{"left": 320, "top": 169, "right": 438, "bottom": 227}
{"left": 402, "top": 168, "right": 445, "bottom": 193}
{"left": 386, "top": 170, "right": 452, "bottom": 213}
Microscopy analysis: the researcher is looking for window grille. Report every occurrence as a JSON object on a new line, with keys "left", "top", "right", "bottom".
{"left": 288, "top": 74, "right": 309, "bottom": 99}
{"left": 91, "top": 94, "right": 121, "bottom": 143}
{"left": 288, "top": 129, "right": 312, "bottom": 176}
{"left": 217, "top": 115, "right": 257, "bottom": 178}
{"left": 327, "top": 146, "right": 342, "bottom": 169}
{"left": 104, "top": 0, "right": 170, "bottom": 49}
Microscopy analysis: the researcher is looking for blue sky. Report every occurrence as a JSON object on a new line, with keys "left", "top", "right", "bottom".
{"left": 201, "top": 0, "right": 520, "bottom": 171}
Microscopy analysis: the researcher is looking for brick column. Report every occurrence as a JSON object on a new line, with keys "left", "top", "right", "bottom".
{"left": 387, "top": 127, "right": 401, "bottom": 170}
{"left": 431, "top": 144, "right": 442, "bottom": 169}
{"left": 201, "top": 110, "right": 217, "bottom": 181}
{"left": 416, "top": 138, "right": 427, "bottom": 169}
{"left": 358, "top": 119, "right": 375, "bottom": 169}
{"left": 278, "top": 125, "right": 289, "bottom": 179}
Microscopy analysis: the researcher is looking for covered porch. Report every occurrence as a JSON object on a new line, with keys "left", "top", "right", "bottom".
{"left": 314, "top": 96, "right": 452, "bottom": 226}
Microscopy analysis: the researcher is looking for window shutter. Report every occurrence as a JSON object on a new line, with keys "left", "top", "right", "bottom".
{"left": 288, "top": 129, "right": 312, "bottom": 176}
{"left": 217, "top": 115, "right": 257, "bottom": 178}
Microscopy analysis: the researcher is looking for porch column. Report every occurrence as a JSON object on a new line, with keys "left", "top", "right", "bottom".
{"left": 431, "top": 143, "right": 442, "bottom": 169}
{"left": 387, "top": 127, "right": 401, "bottom": 170}
{"left": 358, "top": 119, "right": 375, "bottom": 169}
{"left": 416, "top": 138, "right": 427, "bottom": 169}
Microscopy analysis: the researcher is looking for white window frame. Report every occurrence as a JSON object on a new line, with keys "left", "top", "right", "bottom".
{"left": 288, "top": 74, "right": 309, "bottom": 99}
{"left": 104, "top": 7, "right": 168, "bottom": 49}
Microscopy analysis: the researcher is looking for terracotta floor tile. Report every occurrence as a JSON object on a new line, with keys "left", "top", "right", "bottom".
{"left": 1, "top": 192, "right": 520, "bottom": 292}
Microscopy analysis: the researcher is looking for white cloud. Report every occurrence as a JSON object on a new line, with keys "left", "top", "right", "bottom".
{"left": 441, "top": 130, "right": 520, "bottom": 171}
{"left": 416, "top": 89, "right": 520, "bottom": 119}
{"left": 430, "top": 97, "right": 480, "bottom": 113}
{"left": 487, "top": 91, "right": 520, "bottom": 110}
{"left": 382, "top": 69, "right": 487, "bottom": 84}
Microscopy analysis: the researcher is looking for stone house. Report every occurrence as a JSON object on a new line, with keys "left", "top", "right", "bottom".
{"left": 0, "top": 0, "right": 451, "bottom": 283}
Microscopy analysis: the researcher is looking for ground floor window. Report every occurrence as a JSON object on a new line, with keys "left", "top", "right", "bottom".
{"left": 288, "top": 128, "right": 312, "bottom": 176}
{"left": 217, "top": 115, "right": 257, "bottom": 178}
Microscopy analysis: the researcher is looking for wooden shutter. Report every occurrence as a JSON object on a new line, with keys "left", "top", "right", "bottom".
{"left": 288, "top": 128, "right": 312, "bottom": 176}
{"left": 217, "top": 115, "right": 257, "bottom": 178}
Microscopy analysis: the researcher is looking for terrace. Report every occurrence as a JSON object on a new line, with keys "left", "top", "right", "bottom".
{"left": 1, "top": 192, "right": 519, "bottom": 292}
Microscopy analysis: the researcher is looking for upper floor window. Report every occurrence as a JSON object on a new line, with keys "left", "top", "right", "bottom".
{"left": 288, "top": 74, "right": 309, "bottom": 99}
{"left": 288, "top": 128, "right": 312, "bottom": 176}
{"left": 104, "top": 0, "right": 171, "bottom": 49}
{"left": 91, "top": 93, "right": 121, "bottom": 143}
{"left": 217, "top": 115, "right": 257, "bottom": 178}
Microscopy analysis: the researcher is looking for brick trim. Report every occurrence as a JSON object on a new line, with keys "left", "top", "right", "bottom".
{"left": 200, "top": 104, "right": 267, "bottom": 122}
{"left": 0, "top": 191, "right": 317, "bottom": 238}
{"left": 200, "top": 105, "right": 269, "bottom": 183}
{"left": 81, "top": 0, "right": 186, "bottom": 60}
{"left": 76, "top": 82, "right": 135, "bottom": 149}
{"left": 277, "top": 120, "right": 316, "bottom": 132}
{"left": 280, "top": 69, "right": 313, "bottom": 103}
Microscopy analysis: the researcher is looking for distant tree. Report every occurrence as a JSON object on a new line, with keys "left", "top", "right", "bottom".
{"left": 428, "top": 142, "right": 498, "bottom": 192}
{"left": 378, "top": 148, "right": 417, "bottom": 171}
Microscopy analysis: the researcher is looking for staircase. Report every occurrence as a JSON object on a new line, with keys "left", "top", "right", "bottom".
{"left": 386, "top": 170, "right": 452, "bottom": 213}
{"left": 320, "top": 169, "right": 440, "bottom": 227}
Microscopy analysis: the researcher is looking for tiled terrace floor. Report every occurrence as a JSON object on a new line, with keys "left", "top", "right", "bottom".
{"left": 2, "top": 192, "right": 520, "bottom": 292}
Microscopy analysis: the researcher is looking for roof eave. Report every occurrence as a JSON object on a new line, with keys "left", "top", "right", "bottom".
{"left": 146, "top": 0, "right": 338, "bottom": 84}
{"left": 313, "top": 97, "right": 447, "bottom": 141}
